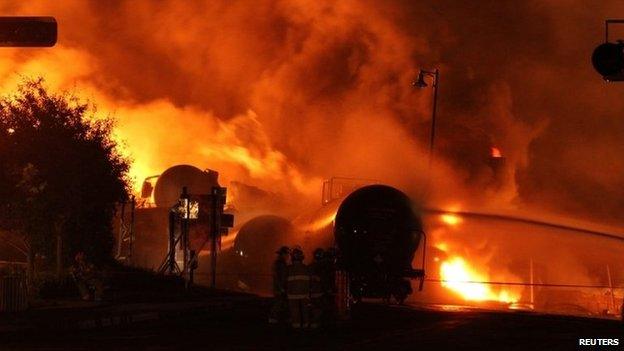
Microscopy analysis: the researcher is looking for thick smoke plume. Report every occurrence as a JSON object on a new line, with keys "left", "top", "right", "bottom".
{"left": 2, "top": 1, "right": 624, "bottom": 225}
{"left": 4, "top": 1, "right": 624, "bottom": 315}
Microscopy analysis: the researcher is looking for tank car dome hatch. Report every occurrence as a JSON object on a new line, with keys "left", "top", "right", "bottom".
{"left": 233, "top": 215, "right": 297, "bottom": 260}
{"left": 334, "top": 185, "right": 422, "bottom": 274}
{"left": 153, "top": 165, "right": 219, "bottom": 208}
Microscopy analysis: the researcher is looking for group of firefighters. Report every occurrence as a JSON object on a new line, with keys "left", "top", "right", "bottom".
{"left": 269, "top": 246, "right": 338, "bottom": 329}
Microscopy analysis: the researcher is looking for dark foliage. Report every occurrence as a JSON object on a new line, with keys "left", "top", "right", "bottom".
{"left": 0, "top": 78, "right": 130, "bottom": 265}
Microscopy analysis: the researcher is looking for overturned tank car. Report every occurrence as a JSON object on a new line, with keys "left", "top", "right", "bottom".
{"left": 233, "top": 183, "right": 425, "bottom": 302}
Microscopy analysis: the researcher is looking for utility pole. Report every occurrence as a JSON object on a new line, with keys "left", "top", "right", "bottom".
{"left": 606, "top": 265, "right": 616, "bottom": 313}
{"left": 210, "top": 187, "right": 222, "bottom": 288}
{"left": 429, "top": 69, "right": 440, "bottom": 169}
{"left": 529, "top": 258, "right": 534, "bottom": 309}
{"left": 166, "top": 210, "right": 178, "bottom": 274}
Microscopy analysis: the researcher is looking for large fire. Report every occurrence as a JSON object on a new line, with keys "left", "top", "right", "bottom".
{"left": 435, "top": 212, "right": 521, "bottom": 305}
{"left": 2, "top": 3, "right": 622, "bottom": 319}
{"left": 439, "top": 255, "right": 519, "bottom": 303}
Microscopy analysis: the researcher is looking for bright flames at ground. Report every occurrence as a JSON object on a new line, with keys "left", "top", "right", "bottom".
{"left": 439, "top": 256, "right": 519, "bottom": 303}
{"left": 435, "top": 212, "right": 520, "bottom": 304}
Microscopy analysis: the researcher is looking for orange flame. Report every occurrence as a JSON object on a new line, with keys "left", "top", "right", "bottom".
{"left": 490, "top": 146, "right": 503, "bottom": 158}
{"left": 440, "top": 213, "right": 461, "bottom": 226}
{"left": 435, "top": 213, "right": 520, "bottom": 304}
{"left": 439, "top": 256, "right": 519, "bottom": 303}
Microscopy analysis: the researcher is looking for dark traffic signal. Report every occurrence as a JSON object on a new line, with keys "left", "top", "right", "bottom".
{"left": 592, "top": 42, "right": 624, "bottom": 81}
{"left": 592, "top": 19, "right": 624, "bottom": 81}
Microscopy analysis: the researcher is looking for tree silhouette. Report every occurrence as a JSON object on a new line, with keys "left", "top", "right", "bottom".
{"left": 0, "top": 79, "right": 130, "bottom": 279}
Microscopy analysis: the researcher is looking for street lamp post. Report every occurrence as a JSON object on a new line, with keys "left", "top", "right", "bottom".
{"left": 413, "top": 68, "right": 440, "bottom": 168}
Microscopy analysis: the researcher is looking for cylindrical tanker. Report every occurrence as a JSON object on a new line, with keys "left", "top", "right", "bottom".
{"left": 334, "top": 185, "right": 422, "bottom": 276}
{"left": 126, "top": 164, "right": 220, "bottom": 269}
{"left": 153, "top": 164, "right": 219, "bottom": 208}
{"left": 232, "top": 184, "right": 424, "bottom": 301}
{"left": 233, "top": 215, "right": 298, "bottom": 261}
{"left": 298, "top": 184, "right": 423, "bottom": 301}
{"left": 215, "top": 215, "right": 299, "bottom": 294}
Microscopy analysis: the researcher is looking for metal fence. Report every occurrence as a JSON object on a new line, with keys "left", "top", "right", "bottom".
{"left": 0, "top": 262, "right": 28, "bottom": 313}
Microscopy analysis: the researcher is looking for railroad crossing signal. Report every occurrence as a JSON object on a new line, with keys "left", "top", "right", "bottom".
{"left": 0, "top": 17, "right": 57, "bottom": 47}
{"left": 592, "top": 19, "right": 624, "bottom": 81}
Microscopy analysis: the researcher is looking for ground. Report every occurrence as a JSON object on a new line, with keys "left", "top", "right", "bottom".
{"left": 2, "top": 297, "right": 621, "bottom": 350}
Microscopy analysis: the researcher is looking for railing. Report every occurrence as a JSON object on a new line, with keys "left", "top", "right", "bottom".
{"left": 0, "top": 269, "right": 28, "bottom": 313}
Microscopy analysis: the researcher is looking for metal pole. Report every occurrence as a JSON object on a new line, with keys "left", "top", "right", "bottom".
{"left": 183, "top": 189, "right": 190, "bottom": 279}
{"left": 117, "top": 201, "right": 126, "bottom": 259}
{"left": 419, "top": 231, "right": 426, "bottom": 291}
{"left": 530, "top": 258, "right": 534, "bottom": 308}
{"left": 605, "top": 19, "right": 624, "bottom": 43}
{"left": 606, "top": 265, "right": 616, "bottom": 312}
{"left": 428, "top": 69, "right": 439, "bottom": 169}
{"left": 210, "top": 187, "right": 219, "bottom": 288}
{"left": 129, "top": 196, "right": 135, "bottom": 264}
{"left": 168, "top": 210, "right": 176, "bottom": 274}
{"left": 55, "top": 231, "right": 62, "bottom": 279}
{"left": 211, "top": 221, "right": 217, "bottom": 288}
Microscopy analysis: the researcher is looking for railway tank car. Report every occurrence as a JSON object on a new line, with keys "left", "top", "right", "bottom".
{"left": 152, "top": 165, "right": 219, "bottom": 208}
{"left": 233, "top": 184, "right": 425, "bottom": 302}
{"left": 232, "top": 215, "right": 298, "bottom": 262}
{"left": 120, "top": 164, "right": 220, "bottom": 269}
{"left": 215, "top": 215, "right": 299, "bottom": 294}
{"left": 333, "top": 185, "right": 423, "bottom": 302}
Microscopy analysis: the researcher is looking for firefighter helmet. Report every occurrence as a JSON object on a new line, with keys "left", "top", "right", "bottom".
{"left": 276, "top": 246, "right": 290, "bottom": 255}
{"left": 313, "top": 248, "right": 325, "bottom": 261}
{"left": 291, "top": 247, "right": 305, "bottom": 261}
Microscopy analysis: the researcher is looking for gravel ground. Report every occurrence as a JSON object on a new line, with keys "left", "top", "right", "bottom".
{"left": 2, "top": 297, "right": 621, "bottom": 350}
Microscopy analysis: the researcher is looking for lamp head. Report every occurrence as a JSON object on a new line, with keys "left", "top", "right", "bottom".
{"left": 413, "top": 71, "right": 428, "bottom": 88}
